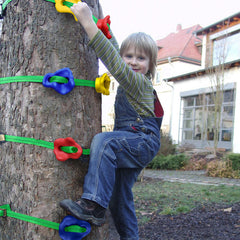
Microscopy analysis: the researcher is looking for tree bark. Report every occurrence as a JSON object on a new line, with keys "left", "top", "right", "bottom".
{"left": 0, "top": 0, "right": 108, "bottom": 239}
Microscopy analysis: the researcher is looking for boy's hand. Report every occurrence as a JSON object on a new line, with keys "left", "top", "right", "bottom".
{"left": 71, "top": 2, "right": 98, "bottom": 40}
{"left": 71, "top": 2, "right": 92, "bottom": 24}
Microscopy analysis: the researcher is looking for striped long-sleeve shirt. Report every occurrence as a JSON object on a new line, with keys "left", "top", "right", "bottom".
{"left": 89, "top": 30, "right": 155, "bottom": 117}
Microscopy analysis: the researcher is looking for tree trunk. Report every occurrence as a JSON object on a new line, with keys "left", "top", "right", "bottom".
{"left": 0, "top": 0, "right": 109, "bottom": 239}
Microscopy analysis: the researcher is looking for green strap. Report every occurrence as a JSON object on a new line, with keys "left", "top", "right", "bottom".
{"left": 2, "top": 0, "right": 73, "bottom": 11}
{"left": 0, "top": 204, "right": 86, "bottom": 233}
{"left": 5, "top": 134, "right": 54, "bottom": 149}
{"left": 82, "top": 148, "right": 90, "bottom": 155}
{"left": 0, "top": 76, "right": 43, "bottom": 84}
{"left": 0, "top": 75, "right": 95, "bottom": 88}
{"left": 2, "top": 0, "right": 12, "bottom": 11}
{"left": 4, "top": 135, "right": 90, "bottom": 155}
{"left": 61, "top": 146, "right": 78, "bottom": 153}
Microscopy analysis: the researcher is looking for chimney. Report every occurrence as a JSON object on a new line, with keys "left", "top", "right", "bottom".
{"left": 176, "top": 24, "right": 182, "bottom": 32}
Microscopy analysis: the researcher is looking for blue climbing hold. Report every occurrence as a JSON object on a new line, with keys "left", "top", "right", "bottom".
{"left": 59, "top": 215, "right": 91, "bottom": 240}
{"left": 43, "top": 68, "right": 75, "bottom": 95}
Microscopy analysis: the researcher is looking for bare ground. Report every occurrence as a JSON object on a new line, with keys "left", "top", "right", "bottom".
{"left": 138, "top": 202, "right": 240, "bottom": 240}
{"left": 108, "top": 178, "right": 240, "bottom": 240}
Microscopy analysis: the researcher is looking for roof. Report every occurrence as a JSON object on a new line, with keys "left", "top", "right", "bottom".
{"left": 156, "top": 24, "right": 203, "bottom": 65}
{"left": 196, "top": 12, "right": 240, "bottom": 36}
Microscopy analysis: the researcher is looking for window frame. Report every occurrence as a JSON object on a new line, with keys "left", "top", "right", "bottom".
{"left": 210, "top": 23, "right": 240, "bottom": 66}
{"left": 180, "top": 84, "right": 235, "bottom": 149}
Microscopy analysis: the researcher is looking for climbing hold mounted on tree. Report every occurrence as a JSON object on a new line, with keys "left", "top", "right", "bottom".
{"left": 55, "top": 0, "right": 79, "bottom": 21}
{"left": 59, "top": 215, "right": 91, "bottom": 240}
{"left": 0, "top": 204, "right": 91, "bottom": 239}
{"left": 95, "top": 73, "right": 111, "bottom": 95}
{"left": 0, "top": 71, "right": 111, "bottom": 95}
{"left": 43, "top": 68, "right": 75, "bottom": 95}
{"left": 96, "top": 15, "right": 112, "bottom": 39}
{"left": 54, "top": 137, "right": 83, "bottom": 161}
{"left": 1, "top": 134, "right": 90, "bottom": 161}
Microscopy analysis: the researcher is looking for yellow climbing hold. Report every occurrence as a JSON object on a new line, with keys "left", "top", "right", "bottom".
{"left": 55, "top": 0, "right": 80, "bottom": 21}
{"left": 95, "top": 73, "right": 111, "bottom": 95}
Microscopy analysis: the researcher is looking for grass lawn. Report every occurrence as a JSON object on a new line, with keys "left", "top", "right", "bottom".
{"left": 133, "top": 178, "right": 240, "bottom": 225}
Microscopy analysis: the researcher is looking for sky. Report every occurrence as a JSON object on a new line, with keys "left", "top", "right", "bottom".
{"left": 100, "top": 0, "right": 239, "bottom": 43}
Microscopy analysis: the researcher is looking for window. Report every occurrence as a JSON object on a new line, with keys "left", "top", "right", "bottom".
{"left": 213, "top": 31, "right": 240, "bottom": 65}
{"left": 181, "top": 90, "right": 234, "bottom": 143}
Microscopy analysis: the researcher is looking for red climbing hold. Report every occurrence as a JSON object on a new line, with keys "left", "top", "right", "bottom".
{"left": 54, "top": 137, "right": 82, "bottom": 161}
{"left": 97, "top": 15, "right": 112, "bottom": 39}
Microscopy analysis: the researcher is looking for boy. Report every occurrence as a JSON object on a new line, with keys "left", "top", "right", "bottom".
{"left": 60, "top": 2, "right": 163, "bottom": 239}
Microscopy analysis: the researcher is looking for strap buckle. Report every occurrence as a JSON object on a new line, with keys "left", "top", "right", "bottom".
{"left": 0, "top": 4, "right": 6, "bottom": 19}
{"left": 0, "top": 208, "right": 7, "bottom": 218}
{"left": 0, "top": 133, "right": 6, "bottom": 145}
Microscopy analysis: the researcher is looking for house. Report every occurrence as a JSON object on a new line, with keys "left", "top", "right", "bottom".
{"left": 165, "top": 12, "right": 240, "bottom": 153}
{"left": 154, "top": 24, "right": 203, "bottom": 133}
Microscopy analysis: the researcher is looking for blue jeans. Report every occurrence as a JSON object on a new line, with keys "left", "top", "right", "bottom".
{"left": 82, "top": 130, "right": 160, "bottom": 239}
{"left": 82, "top": 86, "right": 162, "bottom": 239}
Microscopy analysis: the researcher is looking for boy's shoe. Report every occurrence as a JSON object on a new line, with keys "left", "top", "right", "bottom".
{"left": 59, "top": 198, "right": 106, "bottom": 226}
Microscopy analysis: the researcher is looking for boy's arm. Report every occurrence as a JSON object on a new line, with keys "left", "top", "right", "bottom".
{"left": 71, "top": 2, "right": 98, "bottom": 40}
{"left": 71, "top": 2, "right": 119, "bottom": 52}
{"left": 71, "top": 2, "right": 149, "bottom": 99}
{"left": 109, "top": 30, "right": 120, "bottom": 52}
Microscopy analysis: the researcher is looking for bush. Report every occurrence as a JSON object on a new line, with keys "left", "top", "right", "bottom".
{"left": 147, "top": 154, "right": 189, "bottom": 170}
{"left": 183, "top": 158, "right": 208, "bottom": 171}
{"left": 158, "top": 131, "right": 176, "bottom": 156}
{"left": 228, "top": 153, "right": 240, "bottom": 171}
{"left": 206, "top": 159, "right": 240, "bottom": 179}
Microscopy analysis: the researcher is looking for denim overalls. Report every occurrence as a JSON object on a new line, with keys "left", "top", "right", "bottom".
{"left": 82, "top": 86, "right": 163, "bottom": 240}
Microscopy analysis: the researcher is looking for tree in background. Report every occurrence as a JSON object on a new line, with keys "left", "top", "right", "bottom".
{"left": 205, "top": 21, "right": 230, "bottom": 156}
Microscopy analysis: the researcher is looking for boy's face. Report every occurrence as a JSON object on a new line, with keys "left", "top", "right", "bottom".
{"left": 122, "top": 45, "right": 150, "bottom": 75}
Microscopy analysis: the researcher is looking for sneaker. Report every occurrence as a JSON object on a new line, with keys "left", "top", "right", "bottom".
{"left": 59, "top": 198, "right": 106, "bottom": 226}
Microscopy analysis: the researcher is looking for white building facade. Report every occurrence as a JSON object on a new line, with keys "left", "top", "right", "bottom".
{"left": 167, "top": 12, "right": 240, "bottom": 153}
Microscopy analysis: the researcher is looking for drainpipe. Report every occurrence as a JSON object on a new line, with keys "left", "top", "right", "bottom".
{"left": 163, "top": 78, "right": 174, "bottom": 139}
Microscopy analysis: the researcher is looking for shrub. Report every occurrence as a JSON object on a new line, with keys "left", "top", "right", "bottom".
{"left": 158, "top": 131, "right": 177, "bottom": 156}
{"left": 147, "top": 154, "right": 189, "bottom": 170}
{"left": 227, "top": 153, "right": 240, "bottom": 171}
{"left": 183, "top": 158, "right": 208, "bottom": 171}
{"left": 206, "top": 159, "right": 240, "bottom": 179}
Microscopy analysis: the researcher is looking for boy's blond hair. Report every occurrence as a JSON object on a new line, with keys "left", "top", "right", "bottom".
{"left": 120, "top": 32, "right": 158, "bottom": 78}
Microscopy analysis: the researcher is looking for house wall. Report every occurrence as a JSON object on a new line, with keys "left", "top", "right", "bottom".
{"left": 154, "top": 61, "right": 202, "bottom": 133}
{"left": 101, "top": 78, "right": 119, "bottom": 131}
{"left": 200, "top": 35, "right": 207, "bottom": 68}
{"left": 170, "top": 66, "right": 240, "bottom": 153}
{"left": 233, "top": 70, "right": 240, "bottom": 153}
{"left": 156, "top": 61, "right": 202, "bottom": 79}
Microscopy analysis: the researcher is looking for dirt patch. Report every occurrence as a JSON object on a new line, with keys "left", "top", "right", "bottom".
{"left": 139, "top": 202, "right": 240, "bottom": 240}
{"left": 108, "top": 177, "right": 240, "bottom": 240}
{"left": 109, "top": 202, "right": 240, "bottom": 239}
